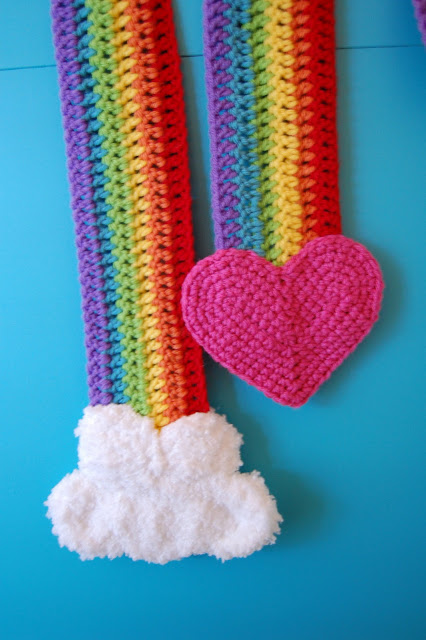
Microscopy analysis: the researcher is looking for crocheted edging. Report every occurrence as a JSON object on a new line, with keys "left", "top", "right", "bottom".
{"left": 182, "top": 236, "right": 384, "bottom": 407}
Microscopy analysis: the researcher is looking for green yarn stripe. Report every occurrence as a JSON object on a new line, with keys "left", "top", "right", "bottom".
{"left": 246, "top": 0, "right": 281, "bottom": 263}
{"left": 86, "top": 0, "right": 150, "bottom": 416}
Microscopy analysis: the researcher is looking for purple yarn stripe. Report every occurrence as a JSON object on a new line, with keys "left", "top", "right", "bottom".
{"left": 204, "top": 0, "right": 243, "bottom": 249}
{"left": 413, "top": 0, "right": 426, "bottom": 44}
{"left": 51, "top": 0, "right": 113, "bottom": 404}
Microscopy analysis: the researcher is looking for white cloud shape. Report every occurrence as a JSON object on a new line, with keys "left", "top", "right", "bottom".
{"left": 46, "top": 404, "right": 282, "bottom": 564}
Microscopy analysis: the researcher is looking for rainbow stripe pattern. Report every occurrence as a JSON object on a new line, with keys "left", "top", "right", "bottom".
{"left": 52, "top": 0, "right": 209, "bottom": 427}
{"left": 204, "top": 0, "right": 341, "bottom": 265}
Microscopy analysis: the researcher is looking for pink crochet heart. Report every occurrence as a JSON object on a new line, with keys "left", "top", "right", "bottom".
{"left": 182, "top": 236, "right": 383, "bottom": 407}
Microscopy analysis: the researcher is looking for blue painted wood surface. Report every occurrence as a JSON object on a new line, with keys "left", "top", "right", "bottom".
{"left": 1, "top": 2, "right": 425, "bottom": 639}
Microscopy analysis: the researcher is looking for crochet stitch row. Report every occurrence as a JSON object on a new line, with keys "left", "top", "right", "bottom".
{"left": 52, "top": 0, "right": 209, "bottom": 426}
{"left": 204, "top": 0, "right": 341, "bottom": 265}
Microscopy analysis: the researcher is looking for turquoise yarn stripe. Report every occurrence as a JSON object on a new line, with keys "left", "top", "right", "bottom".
{"left": 74, "top": 1, "right": 129, "bottom": 403}
{"left": 223, "top": 0, "right": 264, "bottom": 255}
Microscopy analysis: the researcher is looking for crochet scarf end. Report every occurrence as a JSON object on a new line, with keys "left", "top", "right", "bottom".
{"left": 46, "top": 404, "right": 282, "bottom": 563}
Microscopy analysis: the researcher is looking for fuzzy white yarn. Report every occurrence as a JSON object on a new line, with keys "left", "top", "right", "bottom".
{"left": 46, "top": 405, "right": 282, "bottom": 563}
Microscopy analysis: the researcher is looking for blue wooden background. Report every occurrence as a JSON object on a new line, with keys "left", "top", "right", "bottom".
{"left": 1, "top": 1, "right": 425, "bottom": 638}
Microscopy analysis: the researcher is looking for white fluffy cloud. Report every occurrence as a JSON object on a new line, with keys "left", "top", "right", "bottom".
{"left": 46, "top": 404, "right": 282, "bottom": 564}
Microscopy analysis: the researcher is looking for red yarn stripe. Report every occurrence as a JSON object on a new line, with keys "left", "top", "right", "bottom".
{"left": 125, "top": 0, "right": 209, "bottom": 422}
{"left": 291, "top": 0, "right": 341, "bottom": 248}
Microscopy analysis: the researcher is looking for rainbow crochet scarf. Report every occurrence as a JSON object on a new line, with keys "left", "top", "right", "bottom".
{"left": 182, "top": 0, "right": 384, "bottom": 406}
{"left": 52, "top": 0, "right": 209, "bottom": 428}
{"left": 204, "top": 0, "right": 341, "bottom": 263}
{"left": 46, "top": 0, "right": 282, "bottom": 564}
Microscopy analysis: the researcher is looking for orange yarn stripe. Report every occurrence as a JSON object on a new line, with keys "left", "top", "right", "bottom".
{"left": 125, "top": 0, "right": 209, "bottom": 426}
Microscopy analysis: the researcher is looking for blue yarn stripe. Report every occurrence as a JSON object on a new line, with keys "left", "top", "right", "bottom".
{"left": 223, "top": 0, "right": 264, "bottom": 255}
{"left": 73, "top": 1, "right": 129, "bottom": 403}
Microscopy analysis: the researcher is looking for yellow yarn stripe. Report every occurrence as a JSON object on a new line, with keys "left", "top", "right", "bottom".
{"left": 264, "top": 0, "right": 303, "bottom": 265}
{"left": 109, "top": 2, "right": 170, "bottom": 425}
{"left": 85, "top": 0, "right": 151, "bottom": 415}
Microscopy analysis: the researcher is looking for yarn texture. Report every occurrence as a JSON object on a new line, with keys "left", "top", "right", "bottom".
{"left": 183, "top": 236, "right": 384, "bottom": 407}
{"left": 52, "top": 0, "right": 209, "bottom": 426}
{"left": 181, "top": 0, "right": 384, "bottom": 404}
{"left": 46, "top": 405, "right": 282, "bottom": 563}
{"left": 203, "top": 0, "right": 341, "bottom": 264}
{"left": 48, "top": 0, "right": 281, "bottom": 563}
